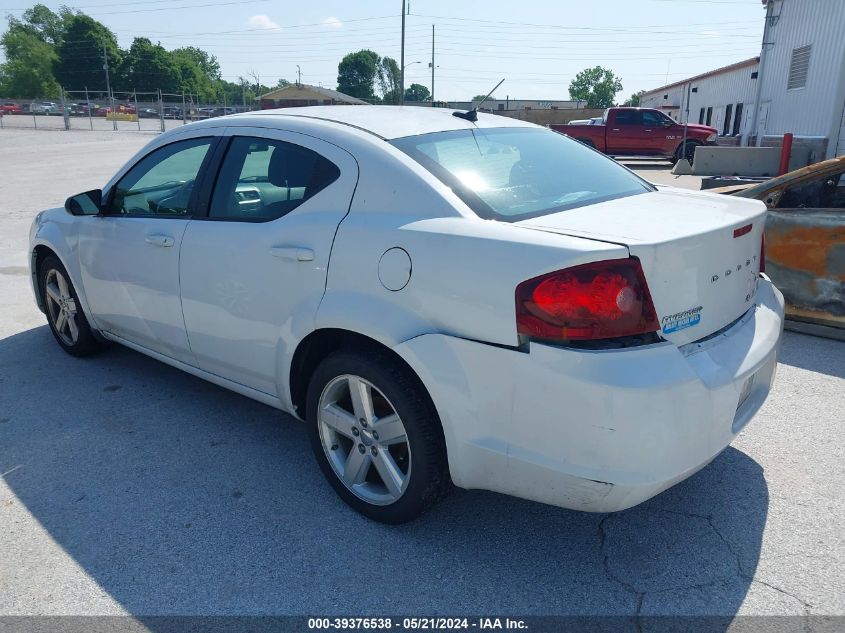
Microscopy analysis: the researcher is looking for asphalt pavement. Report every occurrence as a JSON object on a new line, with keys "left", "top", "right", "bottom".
{"left": 0, "top": 128, "right": 842, "bottom": 626}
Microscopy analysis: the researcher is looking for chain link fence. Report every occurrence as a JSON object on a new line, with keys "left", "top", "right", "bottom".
{"left": 0, "top": 88, "right": 257, "bottom": 132}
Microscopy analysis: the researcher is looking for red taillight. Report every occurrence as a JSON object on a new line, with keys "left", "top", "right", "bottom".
{"left": 760, "top": 233, "right": 766, "bottom": 274}
{"left": 515, "top": 258, "right": 660, "bottom": 341}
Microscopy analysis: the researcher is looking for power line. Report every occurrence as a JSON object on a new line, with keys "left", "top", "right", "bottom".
{"left": 408, "top": 12, "right": 762, "bottom": 36}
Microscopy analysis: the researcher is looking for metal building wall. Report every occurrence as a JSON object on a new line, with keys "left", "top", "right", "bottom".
{"left": 686, "top": 64, "right": 759, "bottom": 135}
{"left": 640, "top": 62, "right": 759, "bottom": 136}
{"left": 759, "top": 0, "right": 845, "bottom": 157}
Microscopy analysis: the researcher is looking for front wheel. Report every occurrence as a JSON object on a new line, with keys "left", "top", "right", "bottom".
{"left": 672, "top": 141, "right": 699, "bottom": 165}
{"left": 39, "top": 255, "right": 105, "bottom": 356}
{"left": 306, "top": 350, "right": 449, "bottom": 523}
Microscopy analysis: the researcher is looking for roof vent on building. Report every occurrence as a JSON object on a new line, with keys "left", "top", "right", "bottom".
{"left": 787, "top": 45, "right": 811, "bottom": 90}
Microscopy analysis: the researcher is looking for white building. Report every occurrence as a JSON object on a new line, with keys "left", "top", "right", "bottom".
{"left": 640, "top": 0, "right": 845, "bottom": 158}
{"left": 640, "top": 58, "right": 759, "bottom": 138}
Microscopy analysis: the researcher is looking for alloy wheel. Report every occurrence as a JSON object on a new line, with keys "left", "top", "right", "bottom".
{"left": 317, "top": 374, "right": 412, "bottom": 506}
{"left": 44, "top": 268, "right": 79, "bottom": 346}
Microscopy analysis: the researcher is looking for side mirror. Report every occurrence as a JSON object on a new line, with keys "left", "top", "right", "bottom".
{"left": 660, "top": 120, "right": 673, "bottom": 127}
{"left": 65, "top": 189, "right": 102, "bottom": 216}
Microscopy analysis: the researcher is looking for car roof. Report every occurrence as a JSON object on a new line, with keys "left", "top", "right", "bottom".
{"left": 229, "top": 104, "right": 538, "bottom": 140}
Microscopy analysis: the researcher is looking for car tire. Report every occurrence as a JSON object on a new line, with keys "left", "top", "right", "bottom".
{"left": 306, "top": 349, "right": 450, "bottom": 524}
{"left": 673, "top": 141, "right": 699, "bottom": 165}
{"left": 39, "top": 255, "right": 105, "bottom": 357}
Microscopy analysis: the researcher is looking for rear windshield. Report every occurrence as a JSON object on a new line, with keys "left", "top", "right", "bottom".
{"left": 391, "top": 127, "right": 653, "bottom": 222}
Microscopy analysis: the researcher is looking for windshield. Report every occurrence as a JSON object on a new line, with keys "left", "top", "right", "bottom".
{"left": 391, "top": 127, "right": 653, "bottom": 222}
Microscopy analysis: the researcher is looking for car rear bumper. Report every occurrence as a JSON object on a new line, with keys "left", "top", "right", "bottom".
{"left": 394, "top": 276, "right": 784, "bottom": 512}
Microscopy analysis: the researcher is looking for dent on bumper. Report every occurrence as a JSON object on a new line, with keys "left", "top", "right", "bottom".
{"left": 395, "top": 278, "right": 784, "bottom": 513}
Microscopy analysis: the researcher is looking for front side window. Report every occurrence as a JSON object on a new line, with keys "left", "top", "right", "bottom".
{"left": 391, "top": 128, "right": 652, "bottom": 222}
{"left": 642, "top": 111, "right": 667, "bottom": 127}
{"left": 109, "top": 138, "right": 212, "bottom": 216}
{"left": 209, "top": 137, "right": 340, "bottom": 221}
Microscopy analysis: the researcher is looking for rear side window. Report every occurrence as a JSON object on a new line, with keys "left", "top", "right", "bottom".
{"left": 391, "top": 128, "right": 652, "bottom": 222}
{"left": 614, "top": 110, "right": 641, "bottom": 125}
{"left": 209, "top": 137, "right": 340, "bottom": 221}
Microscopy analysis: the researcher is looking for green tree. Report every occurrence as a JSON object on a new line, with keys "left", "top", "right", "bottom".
{"left": 53, "top": 14, "right": 120, "bottom": 92}
{"left": 568, "top": 66, "right": 623, "bottom": 109}
{"left": 172, "top": 46, "right": 220, "bottom": 80}
{"left": 337, "top": 49, "right": 379, "bottom": 100}
{"left": 0, "top": 4, "right": 73, "bottom": 97}
{"left": 172, "top": 47, "right": 218, "bottom": 100}
{"left": 471, "top": 94, "right": 494, "bottom": 101}
{"left": 0, "top": 28, "right": 59, "bottom": 97}
{"left": 12, "top": 4, "right": 75, "bottom": 46}
{"left": 118, "top": 37, "right": 181, "bottom": 93}
{"left": 404, "top": 83, "right": 430, "bottom": 102}
{"left": 377, "top": 56, "right": 401, "bottom": 104}
{"left": 624, "top": 90, "right": 644, "bottom": 107}
{"left": 211, "top": 77, "right": 276, "bottom": 108}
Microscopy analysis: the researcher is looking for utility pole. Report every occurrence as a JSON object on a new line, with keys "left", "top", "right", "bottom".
{"left": 103, "top": 44, "right": 116, "bottom": 130}
{"left": 747, "top": 0, "right": 775, "bottom": 146}
{"left": 400, "top": 0, "right": 406, "bottom": 104}
{"left": 102, "top": 44, "right": 111, "bottom": 100}
{"left": 430, "top": 24, "right": 435, "bottom": 106}
{"left": 297, "top": 65, "right": 301, "bottom": 87}
{"left": 681, "top": 82, "right": 691, "bottom": 163}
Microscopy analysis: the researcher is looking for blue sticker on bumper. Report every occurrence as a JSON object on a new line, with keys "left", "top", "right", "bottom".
{"left": 662, "top": 313, "right": 701, "bottom": 333}
{"left": 661, "top": 306, "right": 703, "bottom": 334}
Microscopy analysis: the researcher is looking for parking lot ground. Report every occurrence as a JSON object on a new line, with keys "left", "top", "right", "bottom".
{"left": 1, "top": 129, "right": 843, "bottom": 622}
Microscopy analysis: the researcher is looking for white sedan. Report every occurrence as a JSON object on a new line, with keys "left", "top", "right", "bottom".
{"left": 29, "top": 106, "right": 784, "bottom": 523}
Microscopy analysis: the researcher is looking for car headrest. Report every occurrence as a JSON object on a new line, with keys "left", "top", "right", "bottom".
{"left": 267, "top": 145, "right": 316, "bottom": 190}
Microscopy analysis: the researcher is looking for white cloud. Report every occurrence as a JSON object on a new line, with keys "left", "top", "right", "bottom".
{"left": 247, "top": 14, "right": 280, "bottom": 31}
{"left": 322, "top": 16, "right": 343, "bottom": 29}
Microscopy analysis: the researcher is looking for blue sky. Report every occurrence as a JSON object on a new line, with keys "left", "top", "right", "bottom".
{"left": 0, "top": 0, "right": 767, "bottom": 100}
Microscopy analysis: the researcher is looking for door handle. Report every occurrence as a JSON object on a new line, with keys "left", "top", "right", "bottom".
{"left": 611, "top": 128, "right": 620, "bottom": 131}
{"left": 644, "top": 129, "right": 653, "bottom": 132}
{"left": 145, "top": 234, "right": 175, "bottom": 247}
{"left": 270, "top": 246, "right": 314, "bottom": 262}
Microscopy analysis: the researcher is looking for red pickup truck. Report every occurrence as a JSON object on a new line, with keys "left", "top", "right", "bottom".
{"left": 551, "top": 107, "right": 718, "bottom": 163}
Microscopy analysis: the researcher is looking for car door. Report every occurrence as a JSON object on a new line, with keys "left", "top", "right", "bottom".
{"left": 641, "top": 110, "right": 674, "bottom": 154}
{"left": 606, "top": 109, "right": 645, "bottom": 154}
{"left": 179, "top": 127, "right": 359, "bottom": 397}
{"left": 77, "top": 135, "right": 218, "bottom": 364}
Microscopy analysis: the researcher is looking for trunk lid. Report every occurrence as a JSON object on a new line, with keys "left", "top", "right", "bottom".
{"left": 516, "top": 187, "right": 768, "bottom": 345}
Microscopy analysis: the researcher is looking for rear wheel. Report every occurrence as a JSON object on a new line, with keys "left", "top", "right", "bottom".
{"left": 306, "top": 350, "right": 449, "bottom": 523}
{"left": 39, "top": 255, "right": 104, "bottom": 356}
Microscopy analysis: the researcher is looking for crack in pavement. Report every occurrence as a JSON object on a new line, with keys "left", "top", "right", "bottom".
{"left": 598, "top": 514, "right": 645, "bottom": 631}
{"left": 597, "top": 507, "right": 814, "bottom": 622}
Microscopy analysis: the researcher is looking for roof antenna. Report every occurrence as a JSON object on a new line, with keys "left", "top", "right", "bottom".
{"left": 453, "top": 78, "right": 504, "bottom": 123}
